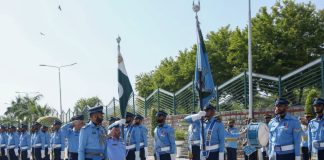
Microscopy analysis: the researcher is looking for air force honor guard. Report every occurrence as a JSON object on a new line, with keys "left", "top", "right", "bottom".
{"left": 61, "top": 115, "right": 85, "bottom": 160}
{"left": 123, "top": 112, "right": 141, "bottom": 160}
{"left": 153, "top": 111, "right": 176, "bottom": 160}
{"left": 18, "top": 124, "right": 31, "bottom": 160}
{"left": 0, "top": 125, "right": 8, "bottom": 160}
{"left": 7, "top": 125, "right": 19, "bottom": 160}
{"left": 225, "top": 119, "right": 240, "bottom": 160}
{"left": 106, "top": 122, "right": 126, "bottom": 160}
{"left": 30, "top": 122, "right": 45, "bottom": 160}
{"left": 134, "top": 114, "right": 148, "bottom": 160}
{"left": 50, "top": 120, "right": 65, "bottom": 160}
{"left": 185, "top": 104, "right": 225, "bottom": 160}
{"left": 78, "top": 105, "right": 107, "bottom": 160}
{"left": 184, "top": 112, "right": 201, "bottom": 160}
{"left": 308, "top": 97, "right": 324, "bottom": 159}
{"left": 268, "top": 97, "right": 302, "bottom": 160}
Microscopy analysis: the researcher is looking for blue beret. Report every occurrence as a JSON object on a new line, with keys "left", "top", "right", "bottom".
{"left": 155, "top": 110, "right": 167, "bottom": 117}
{"left": 19, "top": 124, "right": 28, "bottom": 129}
{"left": 275, "top": 97, "right": 289, "bottom": 106}
{"left": 109, "top": 117, "right": 117, "bottom": 122}
{"left": 9, "top": 125, "right": 16, "bottom": 129}
{"left": 107, "top": 123, "right": 120, "bottom": 130}
{"left": 126, "top": 112, "right": 135, "bottom": 118}
{"left": 89, "top": 106, "right": 104, "bottom": 115}
{"left": 134, "top": 114, "right": 144, "bottom": 120}
{"left": 204, "top": 104, "right": 216, "bottom": 110}
{"left": 0, "top": 125, "right": 6, "bottom": 129}
{"left": 53, "top": 120, "right": 62, "bottom": 125}
{"left": 71, "top": 115, "right": 84, "bottom": 121}
{"left": 313, "top": 98, "right": 324, "bottom": 106}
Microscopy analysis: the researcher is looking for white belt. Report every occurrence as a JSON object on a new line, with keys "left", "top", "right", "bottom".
{"left": 320, "top": 143, "right": 324, "bottom": 148}
{"left": 0, "top": 144, "right": 6, "bottom": 147}
{"left": 21, "top": 146, "right": 28, "bottom": 150}
{"left": 126, "top": 144, "right": 135, "bottom": 150}
{"left": 205, "top": 144, "right": 219, "bottom": 151}
{"left": 7, "top": 145, "right": 16, "bottom": 149}
{"left": 274, "top": 144, "right": 294, "bottom": 152}
{"left": 33, "top": 143, "right": 42, "bottom": 147}
{"left": 191, "top": 140, "right": 200, "bottom": 145}
{"left": 44, "top": 144, "right": 48, "bottom": 147}
{"left": 52, "top": 144, "right": 62, "bottom": 148}
{"left": 160, "top": 147, "right": 170, "bottom": 152}
{"left": 140, "top": 143, "right": 144, "bottom": 147}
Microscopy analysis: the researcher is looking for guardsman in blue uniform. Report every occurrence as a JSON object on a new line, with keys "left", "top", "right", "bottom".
{"left": 300, "top": 113, "right": 312, "bottom": 160}
{"left": 185, "top": 105, "right": 225, "bottom": 160}
{"left": 50, "top": 120, "right": 65, "bottom": 160}
{"left": 134, "top": 114, "right": 148, "bottom": 160}
{"left": 106, "top": 122, "right": 126, "bottom": 159}
{"left": 78, "top": 105, "right": 107, "bottom": 160}
{"left": 261, "top": 114, "right": 272, "bottom": 160}
{"left": 225, "top": 119, "right": 240, "bottom": 160}
{"left": 18, "top": 124, "right": 31, "bottom": 160}
{"left": 41, "top": 125, "right": 50, "bottom": 160}
{"left": 308, "top": 97, "right": 324, "bottom": 160}
{"left": 153, "top": 110, "right": 176, "bottom": 160}
{"left": 107, "top": 117, "right": 119, "bottom": 135}
{"left": 122, "top": 112, "right": 141, "bottom": 160}
{"left": 268, "top": 97, "right": 302, "bottom": 160}
{"left": 0, "top": 125, "right": 8, "bottom": 160}
{"left": 184, "top": 112, "right": 201, "bottom": 160}
{"left": 7, "top": 125, "right": 19, "bottom": 160}
{"left": 61, "top": 115, "right": 85, "bottom": 160}
{"left": 31, "top": 122, "right": 45, "bottom": 160}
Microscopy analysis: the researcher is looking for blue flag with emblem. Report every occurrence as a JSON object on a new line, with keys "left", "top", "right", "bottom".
{"left": 117, "top": 37, "right": 133, "bottom": 118}
{"left": 194, "top": 16, "right": 216, "bottom": 109}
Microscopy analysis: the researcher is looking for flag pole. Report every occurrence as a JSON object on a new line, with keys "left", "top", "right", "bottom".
{"left": 193, "top": 0, "right": 206, "bottom": 153}
{"left": 248, "top": 0, "right": 253, "bottom": 119}
{"left": 117, "top": 36, "right": 125, "bottom": 142}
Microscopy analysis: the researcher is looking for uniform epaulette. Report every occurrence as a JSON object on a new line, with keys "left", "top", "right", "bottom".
{"left": 82, "top": 123, "right": 90, "bottom": 129}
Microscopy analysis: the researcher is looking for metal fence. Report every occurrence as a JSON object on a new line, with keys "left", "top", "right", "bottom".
{"left": 60, "top": 56, "right": 324, "bottom": 123}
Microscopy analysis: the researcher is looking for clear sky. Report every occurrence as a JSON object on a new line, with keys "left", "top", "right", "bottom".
{"left": 0, "top": 0, "right": 323, "bottom": 115}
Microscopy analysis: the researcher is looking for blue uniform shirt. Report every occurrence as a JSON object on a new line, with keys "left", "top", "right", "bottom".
{"left": 31, "top": 130, "right": 45, "bottom": 150}
{"left": 225, "top": 127, "right": 240, "bottom": 149}
{"left": 136, "top": 124, "right": 148, "bottom": 148}
{"left": 42, "top": 131, "right": 50, "bottom": 148}
{"left": 106, "top": 138, "right": 126, "bottom": 160}
{"left": 50, "top": 129, "right": 65, "bottom": 151}
{"left": 78, "top": 121, "right": 107, "bottom": 160}
{"left": 0, "top": 132, "right": 8, "bottom": 148}
{"left": 124, "top": 124, "right": 141, "bottom": 151}
{"left": 301, "top": 125, "right": 308, "bottom": 147}
{"left": 19, "top": 132, "right": 31, "bottom": 150}
{"left": 61, "top": 122, "right": 80, "bottom": 153}
{"left": 268, "top": 113, "right": 302, "bottom": 156}
{"left": 7, "top": 132, "right": 19, "bottom": 149}
{"left": 153, "top": 124, "right": 176, "bottom": 155}
{"left": 184, "top": 115, "right": 201, "bottom": 146}
{"left": 308, "top": 115, "right": 324, "bottom": 153}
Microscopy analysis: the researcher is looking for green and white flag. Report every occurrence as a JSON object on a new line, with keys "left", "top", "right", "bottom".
{"left": 117, "top": 38, "right": 133, "bottom": 118}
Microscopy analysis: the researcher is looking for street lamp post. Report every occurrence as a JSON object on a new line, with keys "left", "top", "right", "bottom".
{"left": 39, "top": 63, "right": 77, "bottom": 120}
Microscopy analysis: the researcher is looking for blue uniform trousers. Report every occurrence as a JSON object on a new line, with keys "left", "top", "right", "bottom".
{"left": 226, "top": 147, "right": 237, "bottom": 160}
{"left": 68, "top": 152, "right": 77, "bottom": 160}
{"left": 139, "top": 148, "right": 146, "bottom": 160}
{"left": 20, "top": 150, "right": 29, "bottom": 160}
{"left": 32, "top": 148, "right": 41, "bottom": 160}
{"left": 8, "top": 149, "right": 18, "bottom": 160}
{"left": 53, "top": 148, "right": 62, "bottom": 160}
{"left": 0, "top": 148, "right": 7, "bottom": 160}
{"left": 206, "top": 151, "right": 219, "bottom": 160}
{"left": 154, "top": 153, "right": 171, "bottom": 160}
{"left": 126, "top": 150, "right": 135, "bottom": 160}
{"left": 43, "top": 147, "right": 49, "bottom": 160}
{"left": 191, "top": 145, "right": 200, "bottom": 160}
{"left": 276, "top": 153, "right": 295, "bottom": 160}
{"left": 244, "top": 151, "right": 257, "bottom": 160}
{"left": 318, "top": 150, "right": 324, "bottom": 159}
{"left": 301, "top": 147, "right": 309, "bottom": 160}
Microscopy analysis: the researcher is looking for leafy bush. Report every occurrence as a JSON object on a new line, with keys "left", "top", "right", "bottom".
{"left": 175, "top": 128, "right": 186, "bottom": 141}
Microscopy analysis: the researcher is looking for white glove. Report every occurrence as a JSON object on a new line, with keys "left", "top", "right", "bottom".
{"left": 191, "top": 111, "right": 206, "bottom": 121}
{"left": 144, "top": 147, "right": 148, "bottom": 156}
{"left": 14, "top": 148, "right": 18, "bottom": 156}
{"left": 170, "top": 154, "right": 176, "bottom": 160}
{"left": 219, "top": 152, "right": 224, "bottom": 160}
{"left": 116, "top": 119, "right": 126, "bottom": 125}
{"left": 41, "top": 150, "right": 45, "bottom": 158}
{"left": 27, "top": 150, "right": 31, "bottom": 158}
{"left": 60, "top": 151, "right": 64, "bottom": 159}
{"left": 135, "top": 151, "right": 140, "bottom": 160}
{"left": 295, "top": 156, "right": 301, "bottom": 160}
{"left": 48, "top": 148, "right": 52, "bottom": 154}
